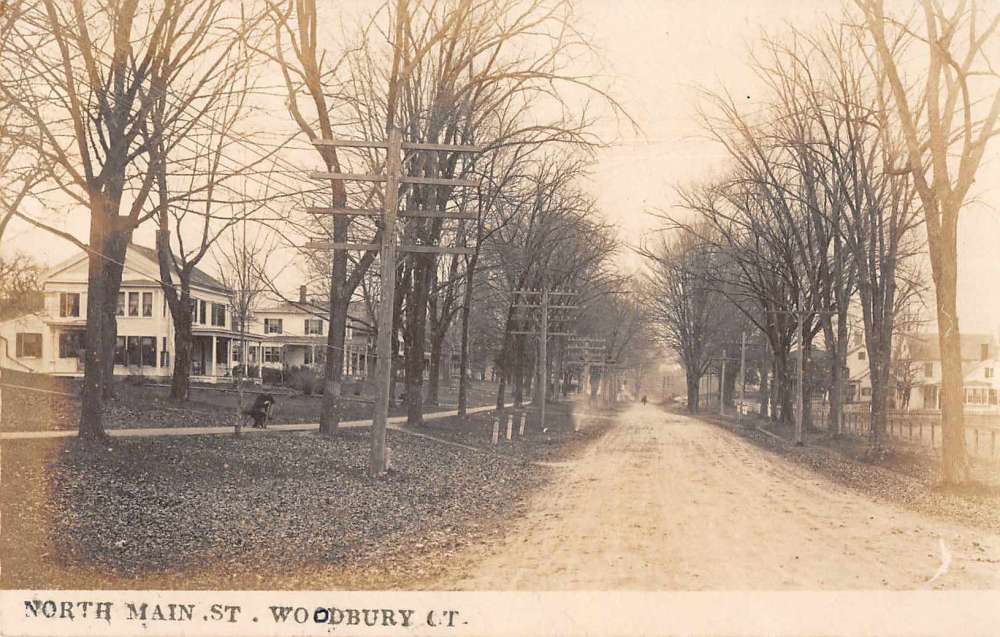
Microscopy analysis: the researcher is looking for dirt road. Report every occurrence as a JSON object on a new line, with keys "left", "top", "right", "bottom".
{"left": 439, "top": 405, "right": 1000, "bottom": 589}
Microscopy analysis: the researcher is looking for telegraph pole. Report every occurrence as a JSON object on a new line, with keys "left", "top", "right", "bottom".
{"left": 511, "top": 286, "right": 577, "bottom": 430}
{"left": 719, "top": 349, "right": 727, "bottom": 417}
{"left": 307, "top": 132, "right": 480, "bottom": 476}
{"left": 738, "top": 331, "right": 747, "bottom": 426}
{"left": 796, "top": 288, "right": 805, "bottom": 446}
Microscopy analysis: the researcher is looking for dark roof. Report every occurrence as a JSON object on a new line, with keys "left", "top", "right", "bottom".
{"left": 127, "top": 243, "right": 229, "bottom": 293}
{"left": 905, "top": 333, "right": 998, "bottom": 361}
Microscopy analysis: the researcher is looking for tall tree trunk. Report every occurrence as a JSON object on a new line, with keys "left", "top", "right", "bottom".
{"left": 79, "top": 207, "right": 110, "bottom": 440}
{"left": 100, "top": 233, "right": 129, "bottom": 399}
{"left": 427, "top": 329, "right": 443, "bottom": 406}
{"left": 686, "top": 373, "right": 700, "bottom": 414}
{"left": 457, "top": 298, "right": 473, "bottom": 417}
{"left": 404, "top": 256, "right": 433, "bottom": 426}
{"left": 171, "top": 299, "right": 193, "bottom": 401}
{"left": 319, "top": 216, "right": 351, "bottom": 435}
{"left": 758, "top": 357, "right": 770, "bottom": 419}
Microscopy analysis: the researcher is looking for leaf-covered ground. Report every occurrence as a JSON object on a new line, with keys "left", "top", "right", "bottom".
{"left": 693, "top": 407, "right": 1000, "bottom": 535}
{"left": 0, "top": 424, "right": 567, "bottom": 590}
{"left": 1, "top": 379, "right": 501, "bottom": 432}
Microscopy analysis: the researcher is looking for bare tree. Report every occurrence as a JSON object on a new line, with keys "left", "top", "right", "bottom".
{"left": 641, "top": 230, "right": 739, "bottom": 413}
{"left": 854, "top": 0, "right": 1000, "bottom": 483}
{"left": 1, "top": 0, "right": 263, "bottom": 438}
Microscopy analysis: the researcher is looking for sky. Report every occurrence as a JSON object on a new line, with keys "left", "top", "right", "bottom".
{"left": 3, "top": 0, "right": 999, "bottom": 335}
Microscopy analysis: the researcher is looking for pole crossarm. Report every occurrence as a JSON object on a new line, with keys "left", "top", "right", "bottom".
{"left": 311, "top": 138, "right": 482, "bottom": 153}
{"left": 305, "top": 241, "right": 474, "bottom": 255}
{"left": 509, "top": 330, "right": 575, "bottom": 336}
{"left": 306, "top": 206, "right": 477, "bottom": 220}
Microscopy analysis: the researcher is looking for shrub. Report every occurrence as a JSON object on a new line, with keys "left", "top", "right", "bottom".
{"left": 261, "top": 367, "right": 284, "bottom": 386}
{"left": 286, "top": 366, "right": 320, "bottom": 395}
{"left": 231, "top": 365, "right": 260, "bottom": 380}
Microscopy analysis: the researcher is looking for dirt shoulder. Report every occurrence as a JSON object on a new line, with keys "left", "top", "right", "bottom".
{"left": 692, "top": 407, "right": 1000, "bottom": 536}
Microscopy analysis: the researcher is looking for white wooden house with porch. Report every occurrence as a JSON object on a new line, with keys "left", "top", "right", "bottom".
{"left": 0, "top": 245, "right": 374, "bottom": 382}
{"left": 0, "top": 243, "right": 259, "bottom": 382}
{"left": 251, "top": 288, "right": 373, "bottom": 379}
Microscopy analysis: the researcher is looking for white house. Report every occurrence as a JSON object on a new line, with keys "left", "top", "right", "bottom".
{"left": 900, "top": 332, "right": 999, "bottom": 413}
{"left": 0, "top": 244, "right": 373, "bottom": 383}
{"left": 251, "top": 287, "right": 373, "bottom": 379}
{"left": 0, "top": 243, "right": 255, "bottom": 382}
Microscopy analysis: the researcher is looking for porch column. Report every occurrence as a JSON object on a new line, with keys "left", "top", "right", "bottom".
{"left": 211, "top": 334, "right": 217, "bottom": 377}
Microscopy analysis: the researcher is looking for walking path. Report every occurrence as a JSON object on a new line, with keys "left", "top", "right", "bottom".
{"left": 0, "top": 403, "right": 500, "bottom": 440}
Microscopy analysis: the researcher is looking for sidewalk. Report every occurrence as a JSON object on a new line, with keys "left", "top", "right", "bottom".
{"left": 0, "top": 404, "right": 501, "bottom": 440}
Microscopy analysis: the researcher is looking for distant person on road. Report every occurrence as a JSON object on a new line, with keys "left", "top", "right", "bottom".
{"left": 641, "top": 395, "right": 647, "bottom": 406}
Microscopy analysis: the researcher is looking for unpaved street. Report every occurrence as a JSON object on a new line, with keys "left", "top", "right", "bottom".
{"left": 440, "top": 405, "right": 1000, "bottom": 589}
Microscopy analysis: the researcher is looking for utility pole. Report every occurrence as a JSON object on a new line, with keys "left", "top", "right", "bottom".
{"left": 511, "top": 286, "right": 577, "bottom": 430}
{"left": 796, "top": 288, "right": 805, "bottom": 446}
{"left": 720, "top": 349, "right": 727, "bottom": 417}
{"left": 738, "top": 331, "right": 747, "bottom": 426}
{"left": 307, "top": 132, "right": 480, "bottom": 476}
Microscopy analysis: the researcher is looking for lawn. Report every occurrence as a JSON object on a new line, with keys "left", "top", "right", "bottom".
{"left": 1, "top": 427, "right": 548, "bottom": 590}
{"left": 1, "top": 377, "right": 502, "bottom": 432}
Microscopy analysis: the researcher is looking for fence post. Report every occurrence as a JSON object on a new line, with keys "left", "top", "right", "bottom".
{"left": 519, "top": 413, "right": 526, "bottom": 437}
{"left": 491, "top": 414, "right": 500, "bottom": 446}
{"left": 506, "top": 414, "right": 513, "bottom": 441}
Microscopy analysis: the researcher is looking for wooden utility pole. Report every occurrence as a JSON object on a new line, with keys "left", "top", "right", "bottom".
{"left": 511, "top": 287, "right": 577, "bottom": 430}
{"left": 307, "top": 132, "right": 480, "bottom": 476}
{"left": 720, "top": 349, "right": 727, "bottom": 417}
{"left": 738, "top": 331, "right": 747, "bottom": 426}
{"left": 796, "top": 288, "right": 805, "bottom": 446}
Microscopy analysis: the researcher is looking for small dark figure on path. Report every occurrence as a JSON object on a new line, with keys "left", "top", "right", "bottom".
{"left": 641, "top": 395, "right": 647, "bottom": 406}
{"left": 244, "top": 393, "right": 275, "bottom": 428}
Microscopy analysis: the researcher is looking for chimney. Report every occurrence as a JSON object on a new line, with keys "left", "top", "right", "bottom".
{"left": 299, "top": 285, "right": 307, "bottom": 304}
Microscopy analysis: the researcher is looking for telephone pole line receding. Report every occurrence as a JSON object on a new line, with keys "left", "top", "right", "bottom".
{"left": 511, "top": 286, "right": 578, "bottom": 430}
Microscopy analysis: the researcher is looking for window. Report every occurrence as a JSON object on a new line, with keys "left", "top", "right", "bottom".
{"left": 59, "top": 293, "right": 80, "bottom": 317}
{"left": 127, "top": 336, "right": 141, "bottom": 365}
{"left": 263, "top": 346, "right": 281, "bottom": 363}
{"left": 264, "top": 318, "right": 283, "bottom": 334}
{"left": 142, "top": 292, "right": 153, "bottom": 317}
{"left": 58, "top": 330, "right": 85, "bottom": 358}
{"left": 305, "top": 318, "right": 324, "bottom": 335}
{"left": 853, "top": 333, "right": 862, "bottom": 347}
{"left": 233, "top": 344, "right": 243, "bottom": 363}
{"left": 304, "top": 348, "right": 314, "bottom": 365}
{"left": 858, "top": 351, "right": 866, "bottom": 360}
{"left": 141, "top": 336, "right": 156, "bottom": 367}
{"left": 128, "top": 292, "right": 140, "bottom": 316}
{"left": 114, "top": 336, "right": 126, "bottom": 365}
{"left": 116, "top": 292, "right": 125, "bottom": 317}
{"left": 991, "top": 390, "right": 998, "bottom": 406}
{"left": 211, "top": 303, "right": 226, "bottom": 327}
{"left": 982, "top": 343, "right": 991, "bottom": 361}
{"left": 924, "top": 362, "right": 934, "bottom": 377}
{"left": 199, "top": 300, "right": 207, "bottom": 324}
{"left": 986, "top": 367, "right": 995, "bottom": 379}
{"left": 191, "top": 298, "right": 198, "bottom": 322}
{"left": 15, "top": 333, "right": 42, "bottom": 358}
